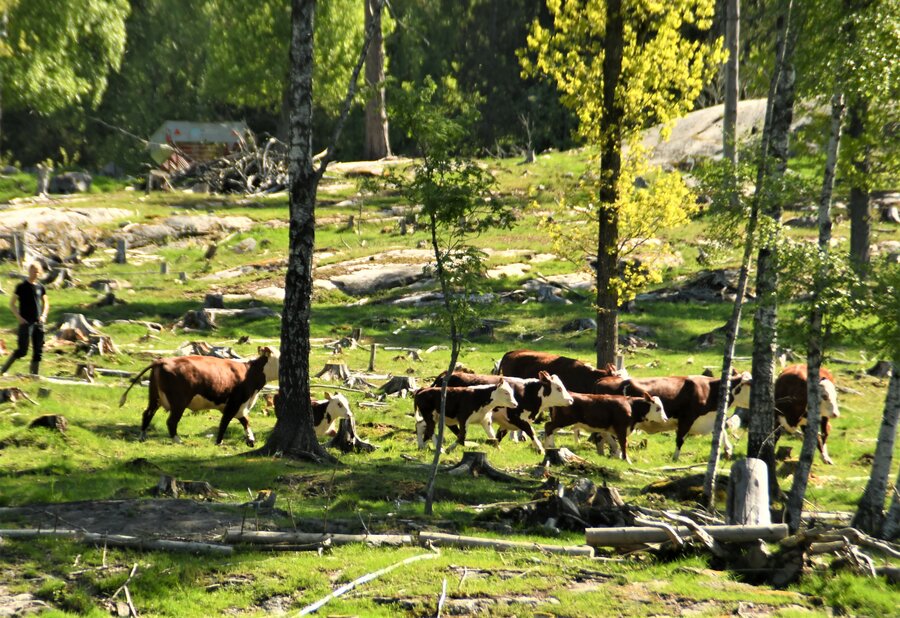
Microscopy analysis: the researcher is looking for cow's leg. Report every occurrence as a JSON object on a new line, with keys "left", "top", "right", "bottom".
{"left": 616, "top": 428, "right": 630, "bottom": 464}
{"left": 543, "top": 421, "right": 559, "bottom": 448}
{"left": 672, "top": 418, "right": 692, "bottom": 461}
{"left": 415, "top": 406, "right": 429, "bottom": 449}
{"left": 235, "top": 405, "right": 255, "bottom": 447}
{"left": 166, "top": 405, "right": 187, "bottom": 444}
{"left": 446, "top": 416, "right": 469, "bottom": 452}
{"left": 496, "top": 428, "right": 508, "bottom": 443}
{"left": 818, "top": 418, "right": 834, "bottom": 465}
{"left": 215, "top": 400, "right": 242, "bottom": 445}
{"left": 139, "top": 371, "right": 161, "bottom": 441}
{"left": 723, "top": 428, "right": 734, "bottom": 460}
{"left": 481, "top": 411, "right": 499, "bottom": 446}
{"left": 508, "top": 414, "right": 543, "bottom": 453}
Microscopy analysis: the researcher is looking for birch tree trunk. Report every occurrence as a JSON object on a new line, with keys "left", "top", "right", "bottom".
{"left": 747, "top": 0, "right": 798, "bottom": 500}
{"left": 363, "top": 0, "right": 390, "bottom": 160}
{"left": 595, "top": 0, "right": 624, "bottom": 368}
{"left": 260, "top": 0, "right": 329, "bottom": 459}
{"left": 852, "top": 365, "right": 900, "bottom": 536}
{"left": 846, "top": 97, "right": 871, "bottom": 277}
{"left": 882, "top": 460, "right": 900, "bottom": 541}
{"left": 785, "top": 92, "right": 845, "bottom": 532}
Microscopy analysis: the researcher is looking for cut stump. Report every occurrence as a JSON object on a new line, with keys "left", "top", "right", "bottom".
{"left": 446, "top": 451, "right": 522, "bottom": 483}
{"left": 727, "top": 458, "right": 771, "bottom": 525}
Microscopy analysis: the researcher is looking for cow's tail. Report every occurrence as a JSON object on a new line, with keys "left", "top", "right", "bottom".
{"left": 119, "top": 364, "right": 156, "bottom": 407}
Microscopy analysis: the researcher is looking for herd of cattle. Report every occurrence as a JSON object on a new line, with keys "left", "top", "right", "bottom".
{"left": 119, "top": 346, "right": 842, "bottom": 465}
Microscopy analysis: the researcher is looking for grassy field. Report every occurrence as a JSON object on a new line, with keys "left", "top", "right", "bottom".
{"left": 0, "top": 151, "right": 898, "bottom": 616}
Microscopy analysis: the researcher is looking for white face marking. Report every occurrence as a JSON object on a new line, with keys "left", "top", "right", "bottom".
{"left": 541, "top": 374, "right": 574, "bottom": 408}
{"left": 648, "top": 396, "right": 667, "bottom": 423}
{"left": 731, "top": 373, "right": 752, "bottom": 409}
{"left": 325, "top": 393, "right": 352, "bottom": 421}
{"left": 490, "top": 381, "right": 519, "bottom": 410}
{"left": 820, "top": 379, "right": 839, "bottom": 418}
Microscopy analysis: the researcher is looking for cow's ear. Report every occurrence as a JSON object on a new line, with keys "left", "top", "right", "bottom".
{"left": 538, "top": 370, "right": 549, "bottom": 381}
{"left": 643, "top": 392, "right": 653, "bottom": 401}
{"left": 324, "top": 392, "right": 332, "bottom": 400}
{"left": 259, "top": 346, "right": 272, "bottom": 357}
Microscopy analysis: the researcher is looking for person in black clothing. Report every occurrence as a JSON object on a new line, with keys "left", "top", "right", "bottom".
{"left": 1, "top": 263, "right": 50, "bottom": 375}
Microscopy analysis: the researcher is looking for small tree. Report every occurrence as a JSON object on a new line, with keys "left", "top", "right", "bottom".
{"left": 388, "top": 76, "right": 511, "bottom": 515}
{"left": 521, "top": 0, "right": 725, "bottom": 366}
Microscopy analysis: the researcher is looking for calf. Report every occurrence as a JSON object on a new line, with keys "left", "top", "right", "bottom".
{"left": 433, "top": 371, "right": 574, "bottom": 453}
{"left": 617, "top": 371, "right": 752, "bottom": 460}
{"left": 120, "top": 347, "right": 279, "bottom": 446}
{"left": 544, "top": 392, "right": 667, "bottom": 463}
{"left": 414, "top": 381, "right": 518, "bottom": 451}
{"left": 310, "top": 392, "right": 354, "bottom": 437}
{"left": 774, "top": 364, "right": 840, "bottom": 464}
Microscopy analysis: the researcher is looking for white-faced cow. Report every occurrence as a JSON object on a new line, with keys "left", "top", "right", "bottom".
{"left": 614, "top": 371, "right": 752, "bottom": 460}
{"left": 414, "top": 380, "right": 518, "bottom": 451}
{"left": 310, "top": 392, "right": 353, "bottom": 437}
{"left": 774, "top": 364, "right": 840, "bottom": 464}
{"left": 120, "top": 346, "right": 279, "bottom": 446}
{"left": 433, "top": 371, "right": 574, "bottom": 453}
{"left": 543, "top": 392, "right": 667, "bottom": 463}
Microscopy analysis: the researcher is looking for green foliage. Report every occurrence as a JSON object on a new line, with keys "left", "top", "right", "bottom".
{"left": 1, "top": 0, "right": 129, "bottom": 113}
{"left": 388, "top": 76, "right": 511, "bottom": 334}
{"left": 203, "top": 0, "right": 364, "bottom": 115}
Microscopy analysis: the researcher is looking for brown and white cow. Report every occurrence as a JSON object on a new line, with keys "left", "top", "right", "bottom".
{"left": 433, "top": 371, "right": 574, "bottom": 453}
{"left": 497, "top": 350, "right": 623, "bottom": 393}
{"left": 276, "top": 392, "right": 353, "bottom": 437}
{"left": 544, "top": 392, "right": 667, "bottom": 463}
{"left": 120, "top": 346, "right": 279, "bottom": 446}
{"left": 615, "top": 371, "right": 752, "bottom": 460}
{"left": 414, "top": 380, "right": 518, "bottom": 451}
{"left": 774, "top": 364, "right": 840, "bottom": 465}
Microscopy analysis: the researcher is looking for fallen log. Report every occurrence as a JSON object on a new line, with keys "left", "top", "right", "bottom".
{"left": 0, "top": 529, "right": 232, "bottom": 555}
{"left": 224, "top": 529, "right": 412, "bottom": 547}
{"left": 585, "top": 524, "right": 789, "bottom": 547}
{"left": 419, "top": 531, "right": 595, "bottom": 557}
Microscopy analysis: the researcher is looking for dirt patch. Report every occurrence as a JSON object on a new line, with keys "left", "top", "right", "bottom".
{"left": 0, "top": 206, "right": 131, "bottom": 231}
{"left": 0, "top": 585, "right": 49, "bottom": 617}
{"left": 0, "top": 499, "right": 261, "bottom": 541}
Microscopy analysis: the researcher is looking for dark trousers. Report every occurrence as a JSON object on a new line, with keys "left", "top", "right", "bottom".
{"left": 8, "top": 322, "right": 44, "bottom": 364}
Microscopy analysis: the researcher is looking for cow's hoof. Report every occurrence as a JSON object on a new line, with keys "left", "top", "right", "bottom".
{"left": 823, "top": 456, "right": 834, "bottom": 465}
{"left": 172, "top": 435, "right": 182, "bottom": 445}
{"left": 246, "top": 439, "right": 256, "bottom": 447}
{"left": 139, "top": 431, "right": 148, "bottom": 442}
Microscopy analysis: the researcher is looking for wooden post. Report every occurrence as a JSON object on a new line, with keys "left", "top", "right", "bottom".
{"left": 179, "top": 272, "right": 187, "bottom": 282}
{"left": 12, "top": 232, "right": 24, "bottom": 270}
{"left": 160, "top": 261, "right": 169, "bottom": 275}
{"left": 727, "top": 458, "right": 771, "bottom": 525}
{"left": 615, "top": 354, "right": 625, "bottom": 372}
{"left": 115, "top": 238, "right": 128, "bottom": 264}
{"left": 368, "top": 343, "right": 377, "bottom": 372}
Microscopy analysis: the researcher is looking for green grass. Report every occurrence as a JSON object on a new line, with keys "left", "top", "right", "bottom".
{"left": 0, "top": 149, "right": 897, "bottom": 615}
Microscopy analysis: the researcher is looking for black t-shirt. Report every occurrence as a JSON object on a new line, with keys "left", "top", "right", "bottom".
{"left": 14, "top": 280, "right": 46, "bottom": 323}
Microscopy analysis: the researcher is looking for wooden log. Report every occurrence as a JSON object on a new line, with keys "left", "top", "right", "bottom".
{"left": 224, "top": 530, "right": 412, "bottom": 547}
{"left": 419, "top": 531, "right": 595, "bottom": 557}
{"left": 0, "top": 529, "right": 232, "bottom": 555}
{"left": 585, "top": 524, "right": 789, "bottom": 546}
{"left": 633, "top": 517, "right": 684, "bottom": 548}
{"left": 115, "top": 238, "right": 128, "bottom": 264}
{"left": 726, "top": 458, "right": 771, "bottom": 525}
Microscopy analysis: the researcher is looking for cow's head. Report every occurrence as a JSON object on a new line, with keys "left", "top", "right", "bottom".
{"left": 820, "top": 378, "right": 840, "bottom": 419}
{"left": 538, "top": 371, "right": 574, "bottom": 408}
{"left": 323, "top": 391, "right": 352, "bottom": 422}
{"left": 257, "top": 346, "right": 281, "bottom": 382}
{"left": 643, "top": 392, "right": 668, "bottom": 424}
{"left": 490, "top": 379, "right": 519, "bottom": 410}
{"left": 729, "top": 371, "right": 752, "bottom": 409}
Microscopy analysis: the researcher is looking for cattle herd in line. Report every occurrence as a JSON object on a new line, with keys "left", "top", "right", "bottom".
{"left": 119, "top": 346, "right": 842, "bottom": 466}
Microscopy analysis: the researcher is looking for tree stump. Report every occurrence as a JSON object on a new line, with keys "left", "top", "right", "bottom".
{"left": 541, "top": 448, "right": 591, "bottom": 468}
{"left": 160, "top": 261, "right": 169, "bottom": 275}
{"left": 204, "top": 243, "right": 219, "bottom": 260}
{"left": 204, "top": 294, "right": 225, "bottom": 309}
{"left": 115, "top": 238, "right": 128, "bottom": 264}
{"left": 368, "top": 343, "right": 377, "bottom": 372}
{"left": 446, "top": 451, "right": 522, "bottom": 483}
{"left": 0, "top": 387, "right": 37, "bottom": 405}
{"left": 327, "top": 417, "right": 377, "bottom": 454}
{"left": 881, "top": 205, "right": 900, "bottom": 224}
{"left": 727, "top": 458, "right": 771, "bottom": 525}
{"left": 75, "top": 363, "right": 95, "bottom": 382}
{"left": 42, "top": 267, "right": 73, "bottom": 288}
{"left": 315, "top": 363, "right": 350, "bottom": 382}
{"left": 29, "top": 415, "right": 68, "bottom": 433}
{"left": 867, "top": 360, "right": 893, "bottom": 378}
{"left": 378, "top": 375, "right": 418, "bottom": 396}
{"left": 182, "top": 309, "right": 217, "bottom": 330}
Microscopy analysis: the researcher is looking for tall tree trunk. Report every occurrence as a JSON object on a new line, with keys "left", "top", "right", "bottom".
{"left": 882, "top": 458, "right": 900, "bottom": 541}
{"left": 258, "top": 0, "right": 382, "bottom": 458}
{"left": 261, "top": 0, "right": 331, "bottom": 459}
{"left": 705, "top": 0, "right": 790, "bottom": 509}
{"left": 785, "top": 92, "right": 845, "bottom": 532}
{"left": 846, "top": 97, "right": 871, "bottom": 277}
{"left": 595, "top": 0, "right": 624, "bottom": 368}
{"left": 852, "top": 365, "right": 900, "bottom": 536}
{"left": 363, "top": 0, "right": 390, "bottom": 160}
{"left": 722, "top": 0, "right": 740, "bottom": 165}
{"left": 747, "top": 0, "right": 797, "bottom": 500}
{"left": 423, "top": 212, "right": 460, "bottom": 516}
{"left": 0, "top": 11, "right": 6, "bottom": 152}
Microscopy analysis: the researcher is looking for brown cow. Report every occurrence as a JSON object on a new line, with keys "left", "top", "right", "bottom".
{"left": 433, "top": 371, "right": 573, "bottom": 452}
{"left": 616, "top": 371, "right": 752, "bottom": 460}
{"left": 414, "top": 381, "right": 518, "bottom": 451}
{"left": 496, "top": 349, "right": 622, "bottom": 393}
{"left": 544, "top": 392, "right": 667, "bottom": 462}
{"left": 120, "top": 347, "right": 279, "bottom": 446}
{"left": 774, "top": 364, "right": 840, "bottom": 465}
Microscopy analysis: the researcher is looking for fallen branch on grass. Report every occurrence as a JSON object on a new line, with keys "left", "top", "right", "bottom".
{"left": 418, "top": 532, "right": 595, "bottom": 557}
{"left": 297, "top": 549, "right": 440, "bottom": 616}
{"left": 585, "top": 524, "right": 789, "bottom": 547}
{"left": 224, "top": 529, "right": 412, "bottom": 547}
{"left": 0, "top": 529, "right": 233, "bottom": 555}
